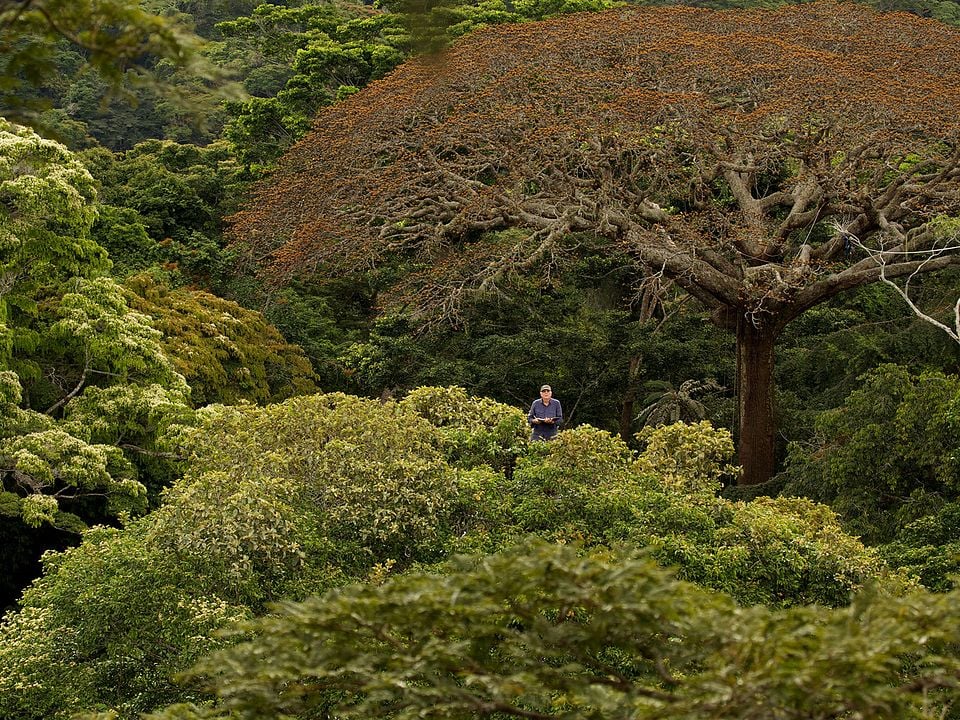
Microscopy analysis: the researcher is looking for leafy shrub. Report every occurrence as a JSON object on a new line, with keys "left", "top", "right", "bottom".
{"left": 881, "top": 501, "right": 960, "bottom": 592}
{"left": 635, "top": 419, "right": 739, "bottom": 495}
{"left": 0, "top": 525, "right": 248, "bottom": 720}
{"left": 507, "top": 425, "right": 645, "bottom": 542}
{"left": 149, "top": 542, "right": 960, "bottom": 720}
{"left": 160, "top": 394, "right": 464, "bottom": 592}
{"left": 483, "top": 422, "right": 906, "bottom": 606}
{"left": 0, "top": 398, "right": 913, "bottom": 720}
{"left": 779, "top": 364, "right": 960, "bottom": 543}
{"left": 399, "top": 385, "right": 527, "bottom": 471}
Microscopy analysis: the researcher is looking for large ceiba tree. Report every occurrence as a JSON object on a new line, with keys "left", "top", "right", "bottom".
{"left": 231, "top": 1, "right": 960, "bottom": 485}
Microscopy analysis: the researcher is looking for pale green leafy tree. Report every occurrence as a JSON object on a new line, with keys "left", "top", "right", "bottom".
{"left": 399, "top": 385, "right": 527, "bottom": 470}
{"left": 635, "top": 420, "right": 739, "bottom": 495}
{"left": 63, "top": 382, "right": 193, "bottom": 451}
{"left": 0, "top": 524, "right": 250, "bottom": 720}
{"left": 1, "top": 275, "right": 191, "bottom": 528}
{"left": 0, "top": 428, "right": 143, "bottom": 526}
{"left": 0, "top": 119, "right": 106, "bottom": 363}
{"left": 0, "top": 122, "right": 192, "bottom": 529}
{"left": 0, "top": 370, "right": 51, "bottom": 438}
{"left": 44, "top": 276, "right": 190, "bottom": 412}
{"left": 159, "top": 394, "right": 462, "bottom": 599}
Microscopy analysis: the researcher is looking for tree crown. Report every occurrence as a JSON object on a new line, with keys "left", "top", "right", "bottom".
{"left": 231, "top": 1, "right": 960, "bottom": 327}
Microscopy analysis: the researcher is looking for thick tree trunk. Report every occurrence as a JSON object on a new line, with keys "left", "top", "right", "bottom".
{"left": 618, "top": 355, "right": 643, "bottom": 440}
{"left": 736, "top": 319, "right": 778, "bottom": 486}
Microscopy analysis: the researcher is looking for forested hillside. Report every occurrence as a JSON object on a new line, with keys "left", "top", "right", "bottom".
{"left": 3, "top": 0, "right": 960, "bottom": 718}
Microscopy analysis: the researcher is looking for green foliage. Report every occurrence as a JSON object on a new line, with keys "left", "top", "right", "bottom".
{"left": 148, "top": 465, "right": 308, "bottom": 606}
{"left": 163, "top": 393, "right": 464, "bottom": 595}
{"left": 17, "top": 275, "right": 194, "bottom": 518}
{"left": 0, "top": 120, "right": 108, "bottom": 361}
{"left": 0, "top": 389, "right": 914, "bottom": 718}
{"left": 776, "top": 284, "right": 960, "bottom": 449}
{"left": 779, "top": 364, "right": 960, "bottom": 544}
{"left": 0, "top": 371, "right": 53, "bottom": 439}
{"left": 0, "top": 126, "right": 194, "bottom": 532}
{"left": 125, "top": 273, "right": 317, "bottom": 405}
{"left": 216, "top": 2, "right": 403, "bottom": 166}
{"left": 69, "top": 56, "right": 243, "bottom": 150}
{"left": 147, "top": 0, "right": 264, "bottom": 36}
{"left": 881, "top": 501, "right": 960, "bottom": 592}
{"left": 399, "top": 385, "right": 527, "bottom": 470}
{"left": 90, "top": 205, "right": 159, "bottom": 276}
{"left": 81, "top": 139, "right": 248, "bottom": 289}
{"left": 635, "top": 420, "right": 738, "bottom": 495}
{"left": 20, "top": 493, "right": 59, "bottom": 528}
{"left": 159, "top": 542, "right": 960, "bottom": 720}
{"left": 0, "top": 392, "right": 466, "bottom": 717}
{"left": 0, "top": 0, "right": 214, "bottom": 130}
{"left": 61, "top": 382, "right": 195, "bottom": 501}
{"left": 0, "top": 0, "right": 247, "bottom": 149}
{"left": 681, "top": 496, "right": 899, "bottom": 607}
{"left": 506, "top": 426, "right": 642, "bottom": 542}
{"left": 0, "top": 525, "right": 250, "bottom": 720}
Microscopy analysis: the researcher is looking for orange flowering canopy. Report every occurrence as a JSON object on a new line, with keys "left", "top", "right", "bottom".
{"left": 232, "top": 1, "right": 960, "bottom": 327}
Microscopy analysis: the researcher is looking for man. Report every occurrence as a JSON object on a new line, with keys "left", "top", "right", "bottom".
{"left": 528, "top": 384, "right": 563, "bottom": 442}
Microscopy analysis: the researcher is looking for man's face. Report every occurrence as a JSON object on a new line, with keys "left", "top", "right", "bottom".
{"left": 540, "top": 389, "right": 552, "bottom": 403}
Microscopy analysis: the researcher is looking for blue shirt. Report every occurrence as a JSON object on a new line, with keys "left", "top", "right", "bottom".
{"left": 528, "top": 398, "right": 563, "bottom": 440}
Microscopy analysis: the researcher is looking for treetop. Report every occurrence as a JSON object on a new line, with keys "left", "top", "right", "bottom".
{"left": 230, "top": 1, "right": 960, "bottom": 327}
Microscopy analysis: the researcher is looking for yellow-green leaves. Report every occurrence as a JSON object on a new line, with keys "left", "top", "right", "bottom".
{"left": 20, "top": 493, "right": 58, "bottom": 528}
{"left": 400, "top": 385, "right": 527, "bottom": 469}
{"left": 0, "top": 429, "right": 144, "bottom": 522}
{"left": 636, "top": 421, "right": 739, "bottom": 496}
{"left": 0, "top": 121, "right": 107, "bottom": 343}
{"left": 53, "top": 277, "right": 188, "bottom": 393}
{"left": 124, "top": 273, "right": 317, "bottom": 406}
{"left": 0, "top": 525, "right": 249, "bottom": 720}
{"left": 0, "top": 129, "right": 197, "bottom": 529}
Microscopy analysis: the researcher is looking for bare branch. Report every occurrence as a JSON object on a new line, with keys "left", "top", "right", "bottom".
{"left": 44, "top": 361, "right": 91, "bottom": 416}
{"left": 845, "top": 228, "right": 960, "bottom": 343}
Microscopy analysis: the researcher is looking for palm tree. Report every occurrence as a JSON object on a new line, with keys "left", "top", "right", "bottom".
{"left": 636, "top": 379, "right": 723, "bottom": 428}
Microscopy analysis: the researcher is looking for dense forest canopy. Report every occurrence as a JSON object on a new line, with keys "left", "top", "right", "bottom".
{"left": 0, "top": 394, "right": 923, "bottom": 719}
{"left": 0, "top": 0, "right": 230, "bottom": 134}
{"left": 5, "top": 0, "right": 960, "bottom": 718}
{"left": 230, "top": 1, "right": 960, "bottom": 484}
